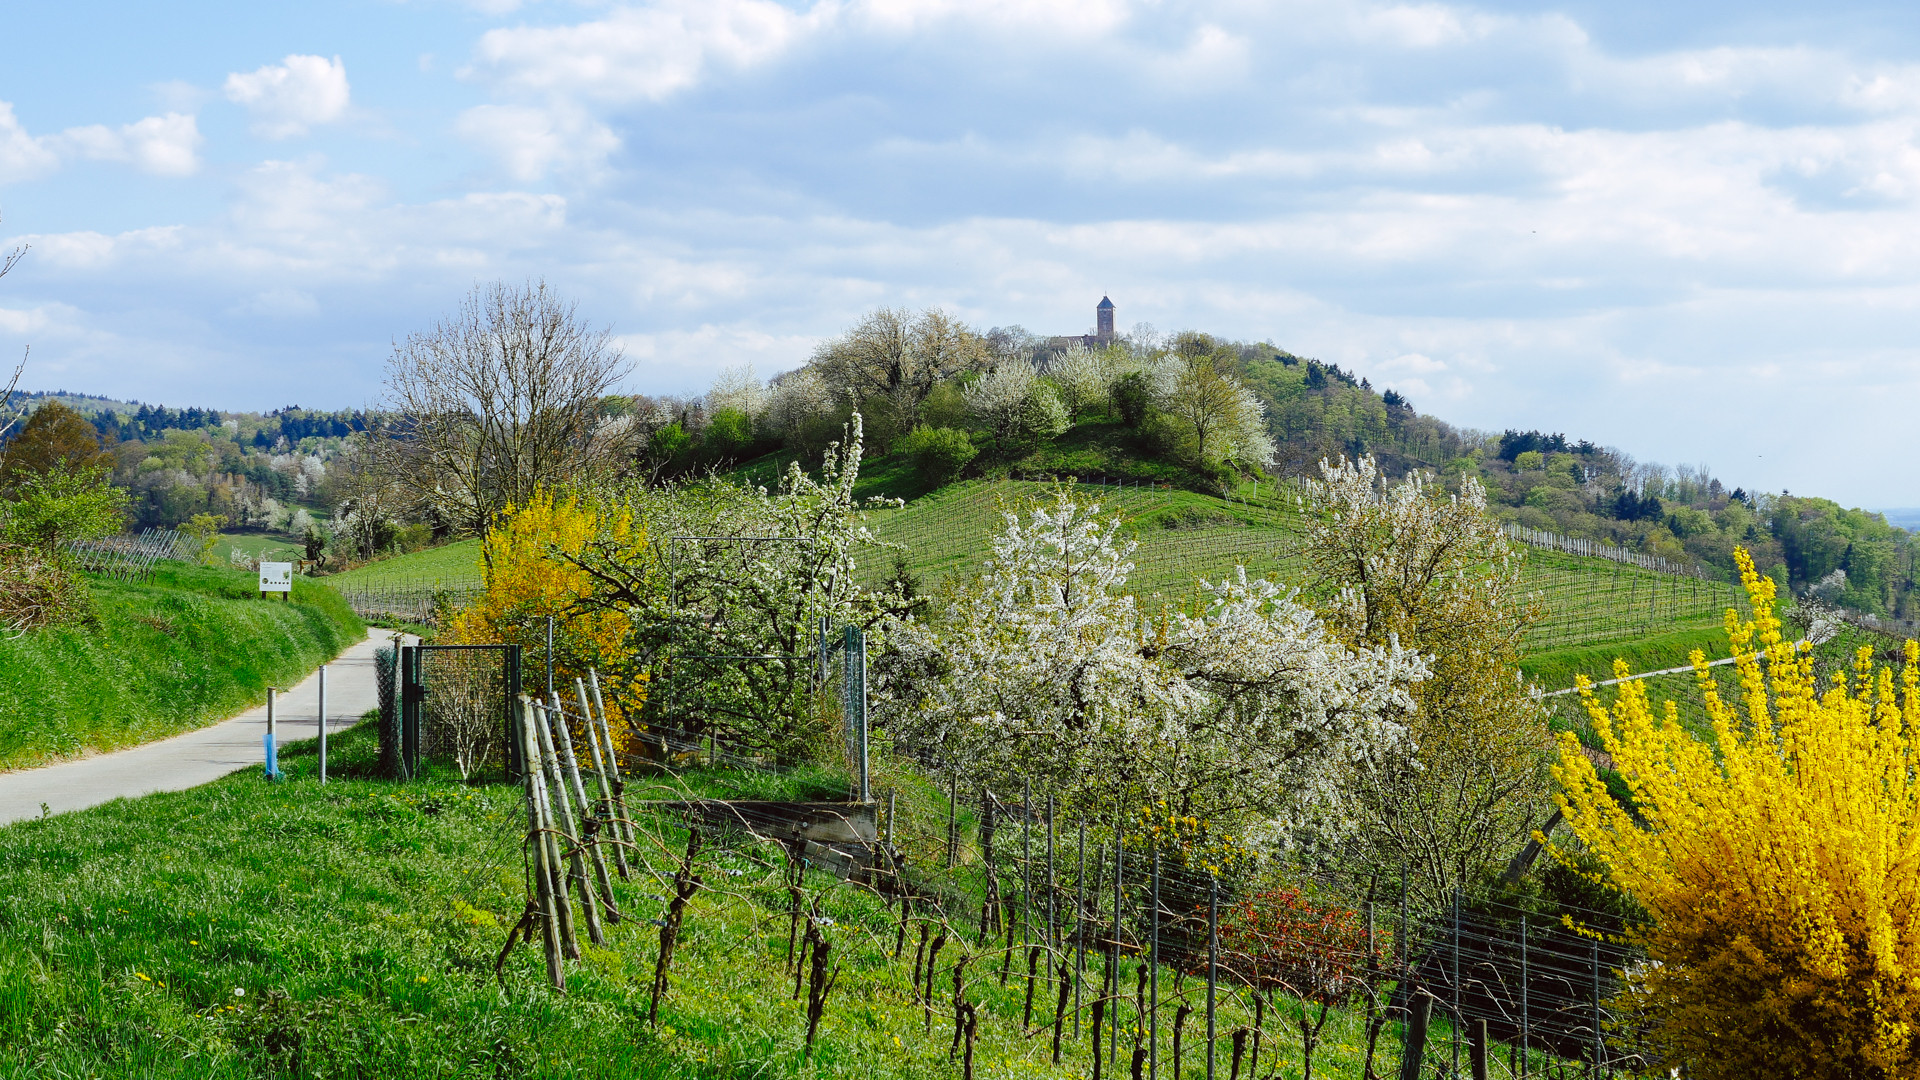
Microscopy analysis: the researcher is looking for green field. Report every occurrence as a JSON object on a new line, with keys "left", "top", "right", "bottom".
{"left": 325, "top": 538, "right": 484, "bottom": 588}
{"left": 0, "top": 564, "right": 364, "bottom": 772}
{"left": 0, "top": 722, "right": 1431, "bottom": 1079}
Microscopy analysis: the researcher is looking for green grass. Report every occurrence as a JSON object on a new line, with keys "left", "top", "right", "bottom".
{"left": 1521, "top": 624, "right": 1737, "bottom": 693}
{"left": 213, "top": 532, "right": 306, "bottom": 566}
{"left": 0, "top": 563, "right": 364, "bottom": 772}
{"left": 0, "top": 723, "right": 1444, "bottom": 1079}
{"left": 326, "top": 539, "right": 484, "bottom": 589}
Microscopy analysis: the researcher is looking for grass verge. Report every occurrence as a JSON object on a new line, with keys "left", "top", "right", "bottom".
{"left": 0, "top": 563, "right": 364, "bottom": 772}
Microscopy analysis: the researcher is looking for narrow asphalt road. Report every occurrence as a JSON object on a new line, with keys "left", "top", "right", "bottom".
{"left": 0, "top": 629, "right": 417, "bottom": 826}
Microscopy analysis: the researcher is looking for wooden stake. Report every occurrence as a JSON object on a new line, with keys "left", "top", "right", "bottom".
{"left": 576, "top": 675, "right": 631, "bottom": 880}
{"left": 528, "top": 702, "right": 583, "bottom": 956}
{"left": 550, "top": 690, "right": 621, "bottom": 924}
{"left": 587, "top": 669, "right": 635, "bottom": 870}
{"left": 516, "top": 699, "right": 564, "bottom": 989}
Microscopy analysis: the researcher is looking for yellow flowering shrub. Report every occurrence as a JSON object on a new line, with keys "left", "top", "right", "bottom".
{"left": 446, "top": 490, "right": 651, "bottom": 723}
{"left": 1554, "top": 547, "right": 1920, "bottom": 1079}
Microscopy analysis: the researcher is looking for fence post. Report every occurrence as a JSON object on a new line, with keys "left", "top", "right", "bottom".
{"left": 1520, "top": 913, "right": 1529, "bottom": 1079}
{"left": 1113, "top": 815, "right": 1123, "bottom": 1069}
{"left": 947, "top": 772, "right": 959, "bottom": 868}
{"left": 1149, "top": 840, "right": 1159, "bottom": 1080}
{"left": 1077, "top": 818, "right": 1087, "bottom": 1038}
{"left": 1398, "top": 994, "right": 1431, "bottom": 1080}
{"left": 1047, "top": 794, "right": 1056, "bottom": 952}
{"left": 1592, "top": 937, "right": 1604, "bottom": 1072}
{"left": 1452, "top": 894, "right": 1462, "bottom": 1076}
{"left": 1023, "top": 776, "right": 1032, "bottom": 956}
{"left": 317, "top": 665, "right": 327, "bottom": 785}
{"left": 1471, "top": 1017, "right": 1489, "bottom": 1080}
{"left": 1207, "top": 873, "right": 1217, "bottom": 1080}
{"left": 264, "top": 688, "right": 279, "bottom": 780}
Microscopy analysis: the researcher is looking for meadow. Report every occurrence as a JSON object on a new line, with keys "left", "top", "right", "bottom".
{"left": 0, "top": 721, "right": 1442, "bottom": 1080}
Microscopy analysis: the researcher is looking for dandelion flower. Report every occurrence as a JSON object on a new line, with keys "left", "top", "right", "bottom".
{"left": 233, "top": 987, "right": 245, "bottom": 997}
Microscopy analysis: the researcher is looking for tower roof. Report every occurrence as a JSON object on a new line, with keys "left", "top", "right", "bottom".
{"left": 1097, "top": 295, "right": 1114, "bottom": 309}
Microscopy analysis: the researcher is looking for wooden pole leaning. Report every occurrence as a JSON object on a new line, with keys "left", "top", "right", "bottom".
{"left": 536, "top": 700, "right": 606, "bottom": 948}
{"left": 517, "top": 697, "right": 565, "bottom": 989}
{"left": 586, "top": 669, "right": 636, "bottom": 871}
{"left": 575, "top": 675, "right": 631, "bottom": 880}
{"left": 551, "top": 689, "right": 622, "bottom": 924}
{"left": 528, "top": 700, "right": 581, "bottom": 958}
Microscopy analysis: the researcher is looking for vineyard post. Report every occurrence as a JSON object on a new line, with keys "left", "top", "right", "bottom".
{"left": 1023, "top": 776, "right": 1032, "bottom": 958}
{"left": 1149, "top": 839, "right": 1159, "bottom": 1079}
{"left": 1207, "top": 873, "right": 1217, "bottom": 1080}
{"left": 1452, "top": 894, "right": 1462, "bottom": 1076}
{"left": 1113, "top": 814, "right": 1123, "bottom": 1068}
{"left": 1077, "top": 818, "right": 1086, "bottom": 1038}
{"left": 1592, "top": 937, "right": 1604, "bottom": 1073}
{"left": 1520, "top": 913, "right": 1529, "bottom": 1078}
{"left": 1046, "top": 794, "right": 1056, "bottom": 953}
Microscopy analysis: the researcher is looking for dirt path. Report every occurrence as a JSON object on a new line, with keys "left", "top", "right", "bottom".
{"left": 0, "top": 629, "right": 416, "bottom": 826}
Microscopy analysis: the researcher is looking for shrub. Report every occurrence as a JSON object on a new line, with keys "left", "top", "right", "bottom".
{"left": 1011, "top": 383, "right": 1070, "bottom": 443}
{"left": 1555, "top": 547, "right": 1920, "bottom": 1079}
{"left": 1112, "top": 370, "right": 1152, "bottom": 427}
{"left": 0, "top": 464, "right": 128, "bottom": 551}
{"left": 1219, "top": 884, "right": 1376, "bottom": 1004}
{"left": 446, "top": 489, "right": 651, "bottom": 723}
{"left": 895, "top": 426, "right": 977, "bottom": 485}
{"left": 0, "top": 543, "right": 90, "bottom": 638}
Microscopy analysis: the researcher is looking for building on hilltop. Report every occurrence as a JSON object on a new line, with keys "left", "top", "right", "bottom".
{"left": 1046, "top": 295, "right": 1117, "bottom": 352}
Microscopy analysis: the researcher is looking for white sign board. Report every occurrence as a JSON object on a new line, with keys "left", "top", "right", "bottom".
{"left": 259, "top": 562, "right": 294, "bottom": 594}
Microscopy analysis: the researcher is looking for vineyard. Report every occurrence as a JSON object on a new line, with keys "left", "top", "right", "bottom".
{"left": 857, "top": 479, "right": 1745, "bottom": 654}
{"left": 320, "top": 478, "right": 1751, "bottom": 661}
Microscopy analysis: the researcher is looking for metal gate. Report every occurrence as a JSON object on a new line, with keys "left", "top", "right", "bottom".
{"left": 395, "top": 644, "right": 523, "bottom": 781}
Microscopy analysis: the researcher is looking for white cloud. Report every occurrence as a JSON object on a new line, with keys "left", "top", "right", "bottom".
{"left": 468, "top": 0, "right": 811, "bottom": 103}
{"left": 0, "top": 102, "right": 201, "bottom": 179}
{"left": 0, "top": 102, "right": 60, "bottom": 183}
{"left": 455, "top": 103, "right": 619, "bottom": 181}
{"left": 223, "top": 55, "right": 352, "bottom": 139}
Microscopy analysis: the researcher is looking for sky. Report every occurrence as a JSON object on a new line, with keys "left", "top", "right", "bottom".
{"left": 4, "top": 1, "right": 1920, "bottom": 507}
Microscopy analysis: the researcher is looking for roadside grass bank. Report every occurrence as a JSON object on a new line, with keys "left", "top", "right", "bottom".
{"left": 0, "top": 563, "right": 363, "bottom": 772}
{"left": 0, "top": 724, "right": 1433, "bottom": 1079}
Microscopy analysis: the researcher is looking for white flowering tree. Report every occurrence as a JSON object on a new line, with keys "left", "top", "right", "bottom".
{"left": 1295, "top": 455, "right": 1550, "bottom": 911}
{"left": 879, "top": 490, "right": 1427, "bottom": 833}
{"left": 564, "top": 414, "right": 916, "bottom": 763}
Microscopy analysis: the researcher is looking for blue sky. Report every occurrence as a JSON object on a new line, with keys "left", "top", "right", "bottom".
{"left": 4, "top": 1, "right": 1920, "bottom": 506}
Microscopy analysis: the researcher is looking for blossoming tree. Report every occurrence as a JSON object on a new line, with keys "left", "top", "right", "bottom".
{"left": 880, "top": 489, "right": 1428, "bottom": 834}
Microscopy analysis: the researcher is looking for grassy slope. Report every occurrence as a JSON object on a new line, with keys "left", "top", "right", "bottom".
{"left": 326, "top": 538, "right": 484, "bottom": 588}
{"left": 0, "top": 564, "right": 364, "bottom": 772}
{"left": 0, "top": 723, "right": 1415, "bottom": 1079}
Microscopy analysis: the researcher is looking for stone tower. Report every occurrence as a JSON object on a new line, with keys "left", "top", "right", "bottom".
{"left": 1096, "top": 295, "right": 1115, "bottom": 343}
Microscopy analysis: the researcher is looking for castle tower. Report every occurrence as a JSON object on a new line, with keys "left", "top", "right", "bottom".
{"left": 1096, "top": 295, "right": 1115, "bottom": 343}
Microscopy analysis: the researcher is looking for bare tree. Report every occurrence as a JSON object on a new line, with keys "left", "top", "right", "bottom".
{"left": 371, "top": 280, "right": 628, "bottom": 539}
{"left": 810, "top": 307, "right": 988, "bottom": 435}
{"left": 0, "top": 231, "right": 27, "bottom": 441}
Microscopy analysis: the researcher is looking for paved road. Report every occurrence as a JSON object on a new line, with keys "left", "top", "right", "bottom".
{"left": 0, "top": 629, "right": 416, "bottom": 826}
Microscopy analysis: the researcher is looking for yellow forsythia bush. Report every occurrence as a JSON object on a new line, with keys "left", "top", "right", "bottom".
{"left": 1555, "top": 547, "right": 1920, "bottom": 1079}
{"left": 447, "top": 490, "right": 650, "bottom": 721}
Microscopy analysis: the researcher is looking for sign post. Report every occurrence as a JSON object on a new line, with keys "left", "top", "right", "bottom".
{"left": 259, "top": 561, "right": 293, "bottom": 600}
